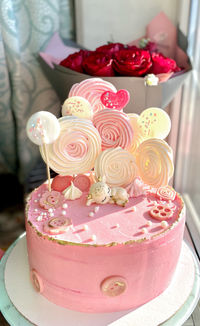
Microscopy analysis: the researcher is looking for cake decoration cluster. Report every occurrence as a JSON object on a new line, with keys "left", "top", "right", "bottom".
{"left": 26, "top": 77, "right": 177, "bottom": 238}
{"left": 68, "top": 78, "right": 117, "bottom": 114}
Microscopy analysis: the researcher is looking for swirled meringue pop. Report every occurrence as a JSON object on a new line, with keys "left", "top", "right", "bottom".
{"left": 69, "top": 78, "right": 117, "bottom": 114}
{"left": 93, "top": 109, "right": 133, "bottom": 150}
{"left": 135, "top": 138, "right": 174, "bottom": 188}
{"left": 40, "top": 116, "right": 101, "bottom": 175}
{"left": 127, "top": 113, "right": 145, "bottom": 154}
{"left": 95, "top": 147, "right": 138, "bottom": 187}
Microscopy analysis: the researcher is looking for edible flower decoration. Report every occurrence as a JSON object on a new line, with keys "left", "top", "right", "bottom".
{"left": 39, "top": 191, "right": 65, "bottom": 210}
{"left": 156, "top": 185, "right": 176, "bottom": 201}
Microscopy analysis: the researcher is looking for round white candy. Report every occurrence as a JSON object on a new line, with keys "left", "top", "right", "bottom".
{"left": 62, "top": 96, "right": 93, "bottom": 120}
{"left": 26, "top": 111, "right": 60, "bottom": 145}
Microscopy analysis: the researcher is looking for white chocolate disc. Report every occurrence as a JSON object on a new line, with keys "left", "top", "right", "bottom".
{"left": 40, "top": 116, "right": 101, "bottom": 175}
{"left": 137, "top": 107, "right": 171, "bottom": 140}
{"left": 26, "top": 111, "right": 60, "bottom": 145}
{"left": 62, "top": 96, "right": 93, "bottom": 120}
{"left": 135, "top": 138, "right": 174, "bottom": 188}
{"left": 95, "top": 147, "right": 138, "bottom": 187}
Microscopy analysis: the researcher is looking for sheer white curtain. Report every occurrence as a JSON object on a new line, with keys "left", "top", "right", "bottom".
{"left": 0, "top": 0, "right": 74, "bottom": 183}
{"left": 175, "top": 0, "right": 200, "bottom": 254}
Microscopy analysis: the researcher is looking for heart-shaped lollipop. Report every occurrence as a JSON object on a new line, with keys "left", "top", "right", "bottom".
{"left": 100, "top": 89, "right": 130, "bottom": 111}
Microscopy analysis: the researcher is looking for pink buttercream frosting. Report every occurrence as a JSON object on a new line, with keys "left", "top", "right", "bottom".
{"left": 26, "top": 182, "right": 185, "bottom": 313}
{"left": 27, "top": 183, "right": 183, "bottom": 245}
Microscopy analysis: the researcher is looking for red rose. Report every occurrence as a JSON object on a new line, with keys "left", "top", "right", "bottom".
{"left": 96, "top": 42, "right": 125, "bottom": 57}
{"left": 127, "top": 45, "right": 139, "bottom": 51}
{"left": 150, "top": 52, "right": 181, "bottom": 74}
{"left": 113, "top": 48, "right": 152, "bottom": 76}
{"left": 60, "top": 50, "right": 90, "bottom": 73}
{"left": 82, "top": 52, "right": 115, "bottom": 76}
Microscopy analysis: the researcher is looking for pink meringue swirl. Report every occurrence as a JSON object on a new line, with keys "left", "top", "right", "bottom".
{"left": 126, "top": 177, "right": 150, "bottom": 198}
{"left": 60, "top": 131, "right": 88, "bottom": 159}
{"left": 93, "top": 109, "right": 133, "bottom": 150}
{"left": 40, "top": 117, "right": 101, "bottom": 175}
{"left": 69, "top": 78, "right": 117, "bottom": 114}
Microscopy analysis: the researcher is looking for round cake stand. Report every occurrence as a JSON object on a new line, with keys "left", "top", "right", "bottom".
{"left": 0, "top": 233, "right": 199, "bottom": 326}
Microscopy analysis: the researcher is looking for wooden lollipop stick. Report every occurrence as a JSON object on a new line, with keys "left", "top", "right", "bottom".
{"left": 43, "top": 142, "right": 51, "bottom": 192}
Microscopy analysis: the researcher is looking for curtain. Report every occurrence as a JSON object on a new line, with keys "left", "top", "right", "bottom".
{"left": 0, "top": 0, "right": 74, "bottom": 183}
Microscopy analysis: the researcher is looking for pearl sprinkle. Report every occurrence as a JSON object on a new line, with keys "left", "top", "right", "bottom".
{"left": 94, "top": 206, "right": 99, "bottom": 213}
{"left": 36, "top": 216, "right": 43, "bottom": 222}
{"left": 141, "top": 227, "right": 148, "bottom": 234}
{"left": 161, "top": 221, "right": 169, "bottom": 228}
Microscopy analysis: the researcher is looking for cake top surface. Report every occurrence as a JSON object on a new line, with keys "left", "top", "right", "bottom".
{"left": 27, "top": 182, "right": 184, "bottom": 246}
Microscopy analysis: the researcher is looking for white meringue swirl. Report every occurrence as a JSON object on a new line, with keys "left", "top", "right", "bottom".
{"left": 95, "top": 147, "right": 138, "bottom": 187}
{"left": 127, "top": 113, "right": 145, "bottom": 154}
{"left": 135, "top": 138, "right": 174, "bottom": 187}
{"left": 63, "top": 182, "right": 82, "bottom": 200}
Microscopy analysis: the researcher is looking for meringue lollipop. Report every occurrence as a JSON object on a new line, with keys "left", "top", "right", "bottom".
{"left": 127, "top": 113, "right": 145, "bottom": 154}
{"left": 95, "top": 147, "right": 138, "bottom": 187}
{"left": 93, "top": 109, "right": 133, "bottom": 150}
{"left": 62, "top": 96, "right": 93, "bottom": 120}
{"left": 135, "top": 138, "right": 174, "bottom": 188}
{"left": 137, "top": 108, "right": 171, "bottom": 139}
{"left": 26, "top": 111, "right": 60, "bottom": 191}
{"left": 40, "top": 117, "right": 101, "bottom": 175}
{"left": 26, "top": 111, "right": 60, "bottom": 145}
{"left": 100, "top": 89, "right": 130, "bottom": 111}
{"left": 69, "top": 78, "right": 117, "bottom": 114}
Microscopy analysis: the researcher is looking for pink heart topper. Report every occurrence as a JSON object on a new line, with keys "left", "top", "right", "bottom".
{"left": 100, "top": 89, "right": 130, "bottom": 111}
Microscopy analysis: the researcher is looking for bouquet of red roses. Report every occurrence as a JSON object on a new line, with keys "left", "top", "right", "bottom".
{"left": 39, "top": 12, "right": 191, "bottom": 113}
{"left": 60, "top": 40, "right": 181, "bottom": 78}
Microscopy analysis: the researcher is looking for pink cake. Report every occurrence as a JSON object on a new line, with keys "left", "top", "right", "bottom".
{"left": 26, "top": 182, "right": 185, "bottom": 312}
{"left": 25, "top": 78, "right": 185, "bottom": 313}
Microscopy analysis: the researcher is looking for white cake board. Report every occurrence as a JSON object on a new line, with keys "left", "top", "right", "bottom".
{"left": 2, "top": 234, "right": 200, "bottom": 326}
